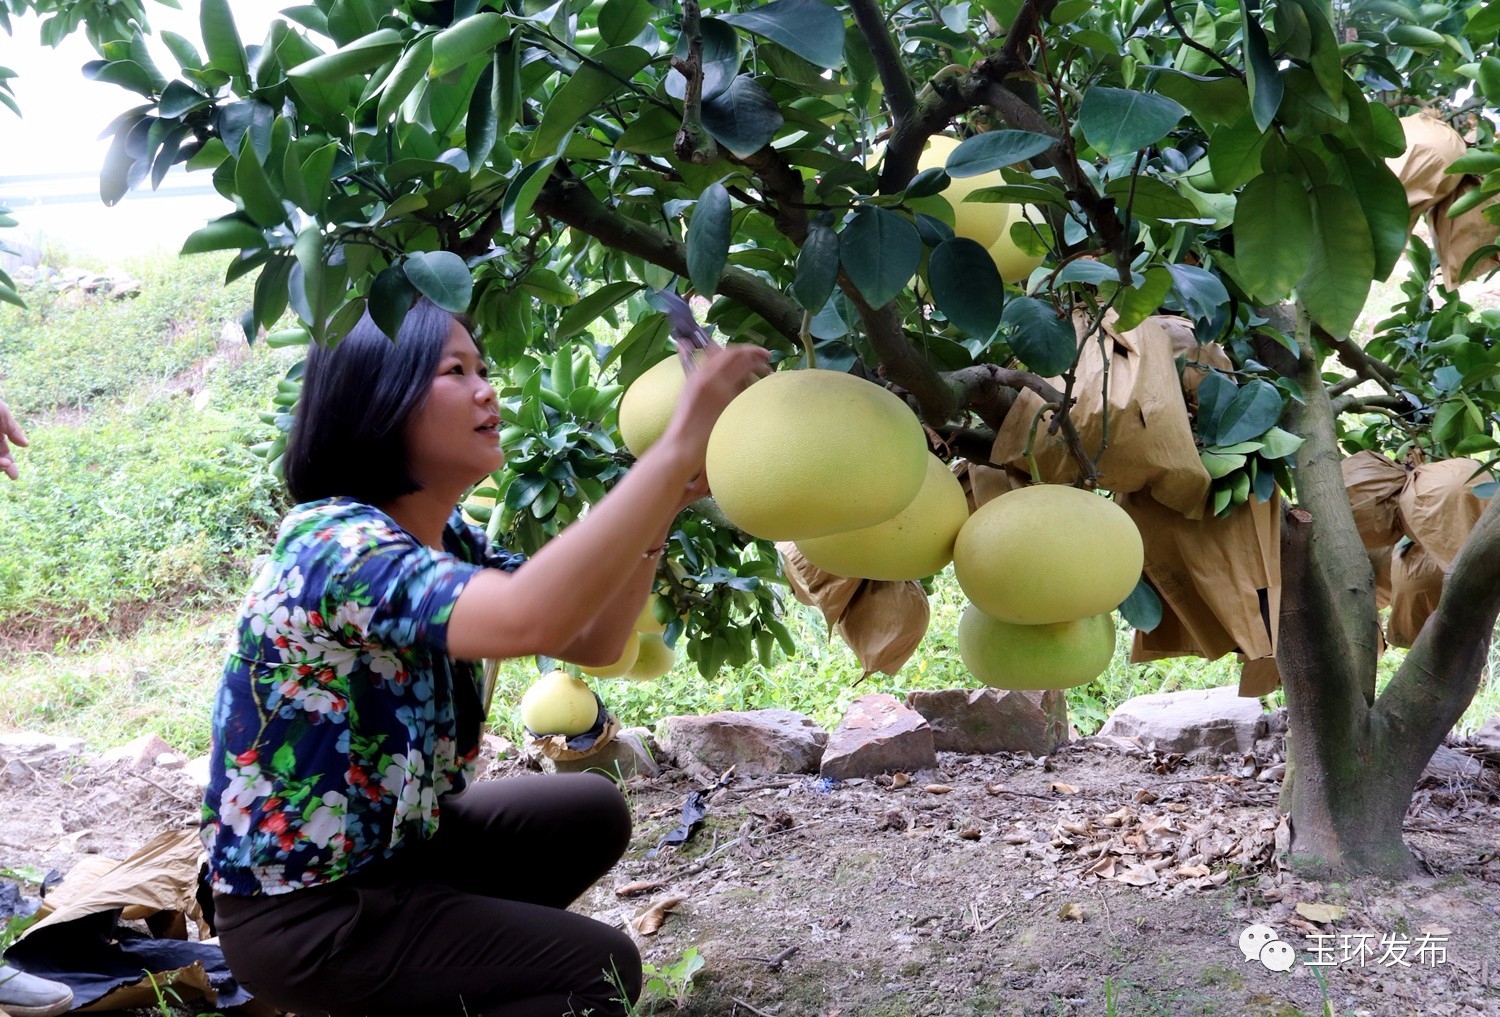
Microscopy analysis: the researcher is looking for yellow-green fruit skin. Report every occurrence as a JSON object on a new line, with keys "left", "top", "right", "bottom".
{"left": 796, "top": 453, "right": 969, "bottom": 580}
{"left": 618, "top": 355, "right": 689, "bottom": 458}
{"left": 634, "top": 594, "right": 669, "bottom": 635}
{"left": 705, "top": 370, "right": 928, "bottom": 541}
{"left": 988, "top": 205, "right": 1046, "bottom": 283}
{"left": 958, "top": 606, "right": 1116, "bottom": 690}
{"left": 576, "top": 630, "right": 640, "bottom": 678}
{"left": 952, "top": 485, "right": 1144, "bottom": 624}
{"left": 519, "top": 670, "right": 599, "bottom": 735}
{"left": 624, "top": 632, "right": 676, "bottom": 681}
{"left": 918, "top": 135, "right": 1008, "bottom": 249}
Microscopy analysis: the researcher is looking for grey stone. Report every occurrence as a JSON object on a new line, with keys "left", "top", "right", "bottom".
{"left": 1473, "top": 716, "right": 1500, "bottom": 759}
{"left": 658, "top": 709, "right": 826, "bottom": 778}
{"left": 0, "top": 732, "right": 87, "bottom": 766}
{"left": 542, "top": 728, "right": 661, "bottom": 779}
{"left": 905, "top": 688, "right": 1069, "bottom": 755}
{"left": 821, "top": 693, "right": 936, "bottom": 780}
{"left": 99, "top": 733, "right": 179, "bottom": 770}
{"left": 1097, "top": 685, "right": 1268, "bottom": 757}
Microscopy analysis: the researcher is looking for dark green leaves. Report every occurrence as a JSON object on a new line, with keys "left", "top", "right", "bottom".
{"left": 287, "top": 29, "right": 403, "bottom": 83}
{"left": 528, "top": 46, "right": 651, "bottom": 160}
{"left": 1119, "top": 579, "right": 1162, "bottom": 632}
{"left": 1298, "top": 185, "right": 1374, "bottom": 336}
{"left": 840, "top": 206, "right": 920, "bottom": 308}
{"left": 928, "top": 238, "right": 1005, "bottom": 339}
{"left": 1002, "top": 297, "right": 1077, "bottom": 376}
{"left": 405, "top": 251, "right": 472, "bottom": 312}
{"left": 1216, "top": 380, "right": 1284, "bottom": 445}
{"left": 946, "top": 130, "right": 1058, "bottom": 176}
{"left": 1078, "top": 87, "right": 1186, "bottom": 157}
{"left": 701, "top": 76, "right": 785, "bottom": 157}
{"left": 431, "top": 12, "right": 508, "bottom": 77}
{"left": 199, "top": 0, "right": 247, "bottom": 79}
{"left": 688, "top": 183, "right": 733, "bottom": 299}
{"left": 1240, "top": 0, "right": 1283, "bottom": 132}
{"left": 180, "top": 216, "right": 266, "bottom": 255}
{"left": 792, "top": 222, "right": 840, "bottom": 311}
{"left": 721, "top": 0, "right": 846, "bottom": 69}
{"left": 1166, "top": 264, "right": 1229, "bottom": 322}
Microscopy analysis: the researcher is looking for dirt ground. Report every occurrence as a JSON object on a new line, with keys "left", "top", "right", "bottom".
{"left": 1, "top": 725, "right": 1497, "bottom": 1017}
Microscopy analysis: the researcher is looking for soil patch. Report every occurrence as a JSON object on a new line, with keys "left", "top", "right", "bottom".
{"left": 2, "top": 737, "right": 1497, "bottom": 1016}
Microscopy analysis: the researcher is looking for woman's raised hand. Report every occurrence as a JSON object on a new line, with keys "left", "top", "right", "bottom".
{"left": 665, "top": 342, "right": 771, "bottom": 450}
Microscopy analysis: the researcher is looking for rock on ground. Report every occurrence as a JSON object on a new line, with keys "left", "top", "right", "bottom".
{"left": 1097, "top": 685, "right": 1269, "bottom": 757}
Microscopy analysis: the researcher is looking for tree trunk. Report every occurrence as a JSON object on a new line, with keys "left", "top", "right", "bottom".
{"left": 1274, "top": 303, "right": 1500, "bottom": 876}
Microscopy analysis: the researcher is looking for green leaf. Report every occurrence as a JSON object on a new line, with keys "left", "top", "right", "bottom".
{"left": 297, "top": 142, "right": 339, "bottom": 216}
{"left": 556, "top": 281, "right": 643, "bottom": 338}
{"left": 839, "top": 206, "right": 920, "bottom": 307}
{"left": 1078, "top": 86, "right": 1186, "bottom": 158}
{"left": 1334, "top": 148, "right": 1410, "bottom": 281}
{"left": 1288, "top": 0, "right": 1345, "bottom": 105}
{"left": 1165, "top": 263, "right": 1229, "bottom": 321}
{"left": 599, "top": 0, "right": 654, "bottom": 46}
{"left": 378, "top": 35, "right": 434, "bottom": 124}
{"left": 1197, "top": 372, "right": 1236, "bottom": 444}
{"left": 792, "top": 222, "right": 840, "bottom": 311}
{"left": 1239, "top": 1, "right": 1283, "bottom": 132}
{"left": 1298, "top": 185, "right": 1374, "bottom": 336}
{"left": 369, "top": 264, "right": 417, "bottom": 340}
{"left": 1200, "top": 449, "right": 1248, "bottom": 479}
{"left": 288, "top": 29, "right": 404, "bottom": 83}
{"left": 200, "top": 0, "right": 248, "bottom": 79}
{"left": 431, "top": 12, "right": 508, "bottom": 77}
{"left": 1217, "top": 379, "right": 1283, "bottom": 445}
{"left": 519, "top": 268, "right": 578, "bottom": 307}
{"left": 1103, "top": 175, "right": 1202, "bottom": 222}
{"left": 1207, "top": 113, "right": 1270, "bottom": 192}
{"left": 83, "top": 59, "right": 157, "bottom": 96}
{"left": 1151, "top": 68, "right": 1249, "bottom": 129}
{"left": 159, "top": 79, "right": 210, "bottom": 118}
{"left": 617, "top": 106, "right": 680, "bottom": 154}
{"left": 667, "top": 18, "right": 740, "bottom": 101}
{"left": 404, "top": 251, "right": 473, "bottom": 312}
{"left": 1466, "top": 0, "right": 1500, "bottom": 42}
{"left": 700, "top": 75, "right": 785, "bottom": 158}
{"left": 527, "top": 46, "right": 651, "bottom": 160}
{"left": 180, "top": 216, "right": 266, "bottom": 254}
{"left": 690, "top": 182, "right": 732, "bottom": 297}
{"left": 1258, "top": 425, "right": 1304, "bottom": 459}
{"left": 1119, "top": 578, "right": 1162, "bottom": 632}
{"left": 945, "top": 130, "right": 1057, "bottom": 176}
{"left": 1109, "top": 265, "right": 1173, "bottom": 332}
{"left": 1233, "top": 172, "right": 1313, "bottom": 303}
{"left": 720, "top": 0, "right": 846, "bottom": 69}
{"left": 501, "top": 153, "right": 560, "bottom": 233}
{"left": 1001, "top": 297, "right": 1077, "bottom": 376}
{"left": 234, "top": 134, "right": 285, "bottom": 228}
{"left": 928, "top": 237, "right": 1005, "bottom": 339}
{"left": 466, "top": 60, "right": 499, "bottom": 168}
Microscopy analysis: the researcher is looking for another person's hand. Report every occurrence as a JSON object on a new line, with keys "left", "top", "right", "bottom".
{"left": 0, "top": 397, "right": 27, "bottom": 481}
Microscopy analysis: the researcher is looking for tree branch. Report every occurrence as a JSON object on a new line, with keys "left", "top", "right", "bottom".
{"left": 1328, "top": 392, "right": 1414, "bottom": 417}
{"left": 848, "top": 0, "right": 916, "bottom": 122}
{"left": 950, "top": 364, "right": 1098, "bottom": 486}
{"left": 532, "top": 173, "right": 803, "bottom": 342}
{"left": 672, "top": 0, "right": 718, "bottom": 165}
{"left": 1326, "top": 331, "right": 1400, "bottom": 391}
{"left": 735, "top": 146, "right": 810, "bottom": 245}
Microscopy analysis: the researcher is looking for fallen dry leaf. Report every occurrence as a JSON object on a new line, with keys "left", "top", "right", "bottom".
{"left": 1295, "top": 902, "right": 1348, "bottom": 924}
{"left": 1176, "top": 863, "right": 1212, "bottom": 879}
{"left": 631, "top": 895, "right": 687, "bottom": 936}
{"left": 889, "top": 772, "right": 911, "bottom": 789}
{"left": 924, "top": 783, "right": 953, "bottom": 795}
{"left": 958, "top": 825, "right": 983, "bottom": 841}
{"left": 1057, "top": 902, "right": 1086, "bottom": 922}
{"left": 1132, "top": 789, "right": 1159, "bottom": 804}
{"left": 1049, "top": 781, "right": 1080, "bottom": 795}
{"left": 615, "top": 880, "right": 666, "bottom": 898}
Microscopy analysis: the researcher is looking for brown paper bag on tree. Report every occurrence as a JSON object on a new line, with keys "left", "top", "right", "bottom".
{"left": 777, "top": 542, "right": 929, "bottom": 677}
{"left": 1341, "top": 450, "right": 1408, "bottom": 550}
{"left": 989, "top": 313, "right": 1213, "bottom": 519}
{"left": 1118, "top": 489, "right": 1282, "bottom": 694}
{"left": 1385, "top": 457, "right": 1492, "bottom": 646}
{"left": 1387, "top": 541, "right": 1445, "bottom": 649}
{"left": 1387, "top": 112, "right": 1468, "bottom": 227}
{"left": 953, "top": 460, "right": 1021, "bottom": 513}
{"left": 1431, "top": 184, "right": 1500, "bottom": 285}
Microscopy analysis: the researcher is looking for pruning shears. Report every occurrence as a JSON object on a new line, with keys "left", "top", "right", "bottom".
{"left": 655, "top": 288, "right": 718, "bottom": 373}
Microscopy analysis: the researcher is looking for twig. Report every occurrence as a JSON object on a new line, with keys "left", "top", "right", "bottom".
{"left": 738, "top": 945, "right": 801, "bottom": 971}
{"left": 733, "top": 996, "right": 777, "bottom": 1016}
{"left": 1095, "top": 887, "right": 1116, "bottom": 937}
{"left": 128, "top": 770, "right": 197, "bottom": 807}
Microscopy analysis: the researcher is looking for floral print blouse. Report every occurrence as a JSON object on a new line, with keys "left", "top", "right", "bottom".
{"left": 201, "top": 497, "right": 524, "bottom": 896}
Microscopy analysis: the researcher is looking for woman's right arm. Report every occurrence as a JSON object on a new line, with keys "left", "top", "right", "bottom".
{"left": 445, "top": 342, "right": 769, "bottom": 665}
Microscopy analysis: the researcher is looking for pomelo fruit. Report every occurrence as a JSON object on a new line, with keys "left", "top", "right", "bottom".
{"left": 957, "top": 605, "right": 1116, "bottom": 690}
{"left": 519, "top": 669, "right": 600, "bottom": 735}
{"left": 988, "top": 205, "right": 1046, "bottom": 284}
{"left": 795, "top": 453, "right": 969, "bottom": 580}
{"left": 618, "top": 354, "right": 690, "bottom": 458}
{"left": 918, "top": 135, "right": 1009, "bottom": 249}
{"left": 952, "top": 484, "right": 1143, "bottom": 624}
{"left": 576, "top": 629, "right": 640, "bottom": 678}
{"left": 704, "top": 370, "right": 928, "bottom": 541}
{"left": 624, "top": 632, "right": 676, "bottom": 680}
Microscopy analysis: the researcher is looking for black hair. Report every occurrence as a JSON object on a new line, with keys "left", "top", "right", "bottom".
{"left": 283, "top": 298, "right": 475, "bottom": 505}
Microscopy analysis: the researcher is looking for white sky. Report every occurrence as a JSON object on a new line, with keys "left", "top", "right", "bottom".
{"left": 0, "top": 1, "right": 282, "bottom": 258}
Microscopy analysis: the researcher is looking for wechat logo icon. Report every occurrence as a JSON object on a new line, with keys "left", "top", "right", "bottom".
{"left": 1239, "top": 924, "right": 1296, "bottom": 971}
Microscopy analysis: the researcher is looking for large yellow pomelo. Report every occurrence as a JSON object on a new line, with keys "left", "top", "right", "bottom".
{"left": 958, "top": 605, "right": 1116, "bottom": 690}
{"left": 705, "top": 370, "right": 928, "bottom": 541}
{"left": 618, "top": 355, "right": 690, "bottom": 458}
{"left": 952, "top": 485, "right": 1143, "bottom": 624}
{"left": 795, "top": 453, "right": 969, "bottom": 580}
{"left": 624, "top": 632, "right": 676, "bottom": 681}
{"left": 576, "top": 630, "right": 640, "bottom": 678}
{"left": 918, "top": 135, "right": 1008, "bottom": 249}
{"left": 988, "top": 205, "right": 1046, "bottom": 283}
{"left": 519, "top": 669, "right": 600, "bottom": 735}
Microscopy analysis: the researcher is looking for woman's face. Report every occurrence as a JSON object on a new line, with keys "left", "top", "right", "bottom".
{"left": 404, "top": 320, "right": 504, "bottom": 492}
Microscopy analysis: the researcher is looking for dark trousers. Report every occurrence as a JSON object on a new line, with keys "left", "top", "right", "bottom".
{"left": 213, "top": 773, "right": 642, "bottom": 1017}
